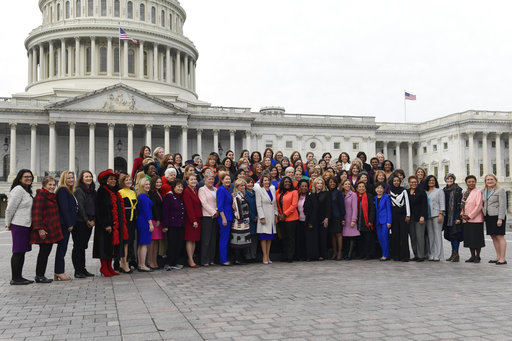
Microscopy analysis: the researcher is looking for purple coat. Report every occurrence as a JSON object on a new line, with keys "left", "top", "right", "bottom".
{"left": 342, "top": 190, "right": 359, "bottom": 237}
{"left": 162, "top": 192, "right": 185, "bottom": 228}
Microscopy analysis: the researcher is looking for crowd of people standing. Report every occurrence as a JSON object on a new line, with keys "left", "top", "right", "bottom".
{"left": 5, "top": 146, "right": 508, "bottom": 285}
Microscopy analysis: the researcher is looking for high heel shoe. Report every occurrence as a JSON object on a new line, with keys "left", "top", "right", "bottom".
{"left": 105, "top": 259, "right": 120, "bottom": 276}
{"left": 119, "top": 267, "right": 133, "bottom": 274}
{"left": 100, "top": 259, "right": 113, "bottom": 277}
{"left": 54, "top": 273, "right": 71, "bottom": 281}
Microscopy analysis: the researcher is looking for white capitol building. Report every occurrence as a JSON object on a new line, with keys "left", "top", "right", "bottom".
{"left": 0, "top": 0, "right": 511, "bottom": 213}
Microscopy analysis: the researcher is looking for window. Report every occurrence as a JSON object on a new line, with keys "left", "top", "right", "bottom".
{"left": 479, "top": 164, "right": 484, "bottom": 177}
{"left": 65, "top": 49, "right": 69, "bottom": 74}
{"left": 151, "top": 6, "right": 156, "bottom": 24}
{"left": 143, "top": 51, "right": 148, "bottom": 76}
{"left": 444, "top": 165, "right": 449, "bottom": 176}
{"left": 88, "top": 0, "right": 93, "bottom": 16}
{"left": 161, "top": 10, "right": 165, "bottom": 27}
{"left": 76, "top": 0, "right": 81, "bottom": 17}
{"left": 54, "top": 51, "right": 59, "bottom": 76}
{"left": 493, "top": 164, "right": 497, "bottom": 174}
{"left": 266, "top": 141, "right": 273, "bottom": 148}
{"left": 492, "top": 141, "right": 496, "bottom": 148}
{"left": 101, "top": 0, "right": 106, "bottom": 16}
{"left": 139, "top": 4, "right": 145, "bottom": 21}
{"left": 85, "top": 47, "right": 91, "bottom": 73}
{"left": 466, "top": 164, "right": 470, "bottom": 176}
{"left": 285, "top": 141, "right": 293, "bottom": 149}
{"left": 169, "top": 13, "right": 172, "bottom": 30}
{"left": 162, "top": 55, "right": 167, "bottom": 80}
{"left": 100, "top": 47, "right": 107, "bottom": 73}
{"left": 506, "top": 163, "right": 510, "bottom": 177}
{"left": 128, "top": 49, "right": 135, "bottom": 74}
{"left": 505, "top": 141, "right": 509, "bottom": 148}
{"left": 413, "top": 148, "right": 417, "bottom": 156}
{"left": 443, "top": 142, "right": 448, "bottom": 150}
{"left": 57, "top": 4, "right": 61, "bottom": 20}
{"left": 114, "top": 0, "right": 120, "bottom": 17}
{"left": 479, "top": 141, "right": 483, "bottom": 147}
{"left": 465, "top": 139, "right": 469, "bottom": 147}
{"left": 310, "top": 142, "right": 316, "bottom": 149}
{"left": 434, "top": 166, "right": 438, "bottom": 178}
{"left": 114, "top": 48, "right": 120, "bottom": 73}
{"left": 333, "top": 142, "right": 340, "bottom": 150}
{"left": 352, "top": 142, "right": 359, "bottom": 150}
{"left": 65, "top": 1, "right": 70, "bottom": 18}
{"left": 433, "top": 144, "right": 437, "bottom": 152}
{"left": 50, "top": 6, "right": 53, "bottom": 23}
{"left": 423, "top": 146, "right": 427, "bottom": 153}
{"left": 127, "top": 1, "right": 133, "bottom": 19}
{"left": 393, "top": 149, "right": 396, "bottom": 156}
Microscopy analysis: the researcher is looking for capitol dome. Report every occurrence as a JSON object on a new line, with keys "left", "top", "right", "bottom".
{"left": 23, "top": 0, "right": 199, "bottom": 101}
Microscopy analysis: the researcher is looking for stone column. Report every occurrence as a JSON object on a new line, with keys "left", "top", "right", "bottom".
{"left": 49, "top": 122, "right": 56, "bottom": 175}
{"left": 127, "top": 124, "right": 134, "bottom": 175}
{"left": 192, "top": 60, "right": 196, "bottom": 91}
{"left": 153, "top": 44, "right": 158, "bottom": 80}
{"left": 181, "top": 126, "right": 188, "bottom": 158}
{"left": 60, "top": 39, "right": 66, "bottom": 77}
{"left": 39, "top": 45, "right": 45, "bottom": 80}
{"left": 138, "top": 40, "right": 144, "bottom": 79}
{"left": 69, "top": 122, "right": 76, "bottom": 172}
{"left": 32, "top": 48, "right": 38, "bottom": 82}
{"left": 123, "top": 40, "right": 128, "bottom": 77}
{"left": 407, "top": 141, "right": 413, "bottom": 176}
{"left": 395, "top": 142, "right": 401, "bottom": 169}
{"left": 28, "top": 49, "right": 33, "bottom": 84}
{"left": 91, "top": 36, "right": 97, "bottom": 76}
{"left": 382, "top": 141, "right": 388, "bottom": 157}
{"left": 30, "top": 124, "right": 37, "bottom": 177}
{"left": 482, "top": 132, "right": 488, "bottom": 176}
{"left": 468, "top": 131, "right": 474, "bottom": 175}
{"left": 175, "top": 51, "right": 181, "bottom": 86}
{"left": 49, "top": 41, "right": 54, "bottom": 78}
{"left": 8, "top": 123, "right": 17, "bottom": 181}
{"left": 245, "top": 130, "right": 251, "bottom": 151}
{"left": 509, "top": 134, "right": 512, "bottom": 178}
{"left": 496, "top": 133, "right": 502, "bottom": 178}
{"left": 213, "top": 129, "right": 219, "bottom": 154}
{"left": 184, "top": 54, "right": 189, "bottom": 88}
{"left": 89, "top": 123, "right": 95, "bottom": 176}
{"left": 229, "top": 129, "right": 236, "bottom": 153}
{"left": 196, "top": 129, "right": 202, "bottom": 158}
{"left": 108, "top": 123, "right": 115, "bottom": 170}
{"left": 145, "top": 124, "right": 152, "bottom": 149}
{"left": 67, "top": 45, "right": 72, "bottom": 77}
{"left": 75, "top": 37, "right": 80, "bottom": 76}
{"left": 164, "top": 125, "right": 170, "bottom": 153}
{"left": 106, "top": 37, "right": 112, "bottom": 76}
{"left": 166, "top": 47, "right": 171, "bottom": 84}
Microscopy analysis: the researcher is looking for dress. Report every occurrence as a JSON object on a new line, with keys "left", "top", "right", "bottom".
{"left": 183, "top": 186, "right": 202, "bottom": 241}
{"left": 461, "top": 189, "right": 485, "bottom": 248}
{"left": 136, "top": 193, "right": 153, "bottom": 245}
{"left": 342, "top": 191, "right": 359, "bottom": 237}
{"left": 230, "top": 192, "right": 251, "bottom": 248}
{"left": 119, "top": 188, "right": 138, "bottom": 245}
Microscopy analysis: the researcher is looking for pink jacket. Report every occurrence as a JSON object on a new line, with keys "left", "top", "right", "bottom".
{"left": 198, "top": 186, "right": 218, "bottom": 217}
{"left": 343, "top": 190, "right": 359, "bottom": 237}
{"left": 461, "top": 189, "right": 484, "bottom": 223}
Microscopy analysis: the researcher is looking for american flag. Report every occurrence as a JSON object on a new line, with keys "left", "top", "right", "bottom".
{"left": 405, "top": 92, "right": 416, "bottom": 100}
{"left": 120, "top": 28, "right": 138, "bottom": 44}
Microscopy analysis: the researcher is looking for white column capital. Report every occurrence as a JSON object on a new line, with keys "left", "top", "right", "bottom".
{"left": 30, "top": 123, "right": 37, "bottom": 128}
{"left": 126, "top": 123, "right": 134, "bottom": 129}
{"left": 164, "top": 124, "right": 171, "bottom": 129}
{"left": 145, "top": 124, "right": 153, "bottom": 129}
{"left": 9, "top": 122, "right": 17, "bottom": 128}
{"left": 181, "top": 125, "right": 188, "bottom": 132}
{"left": 68, "top": 121, "right": 76, "bottom": 128}
{"left": 108, "top": 122, "right": 115, "bottom": 129}
{"left": 229, "top": 129, "right": 236, "bottom": 135}
{"left": 88, "top": 122, "right": 96, "bottom": 128}
{"left": 49, "top": 121, "right": 56, "bottom": 127}
{"left": 213, "top": 129, "right": 219, "bottom": 134}
{"left": 197, "top": 128, "right": 203, "bottom": 134}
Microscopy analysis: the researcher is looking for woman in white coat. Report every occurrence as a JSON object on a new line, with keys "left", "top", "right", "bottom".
{"left": 256, "top": 174, "right": 278, "bottom": 264}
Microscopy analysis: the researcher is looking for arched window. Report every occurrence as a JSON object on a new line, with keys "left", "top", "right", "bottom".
{"left": 128, "top": 49, "right": 135, "bottom": 74}
{"left": 57, "top": 4, "right": 61, "bottom": 20}
{"left": 65, "top": 1, "right": 70, "bottom": 18}
{"left": 100, "top": 0, "right": 106, "bottom": 16}
{"left": 114, "top": 48, "right": 120, "bottom": 73}
{"left": 49, "top": 5, "right": 53, "bottom": 23}
{"left": 161, "top": 10, "right": 165, "bottom": 27}
{"left": 127, "top": 1, "right": 133, "bottom": 19}
{"left": 87, "top": 0, "right": 93, "bottom": 17}
{"left": 139, "top": 4, "right": 145, "bottom": 21}
{"left": 169, "top": 13, "right": 172, "bottom": 30}
{"left": 114, "top": 0, "right": 120, "bottom": 17}
{"left": 100, "top": 47, "right": 107, "bottom": 73}
{"left": 76, "top": 0, "right": 81, "bottom": 17}
{"left": 151, "top": 7, "right": 156, "bottom": 24}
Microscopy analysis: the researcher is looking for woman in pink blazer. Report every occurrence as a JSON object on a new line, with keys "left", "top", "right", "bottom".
{"left": 460, "top": 175, "right": 485, "bottom": 263}
{"left": 340, "top": 179, "right": 358, "bottom": 260}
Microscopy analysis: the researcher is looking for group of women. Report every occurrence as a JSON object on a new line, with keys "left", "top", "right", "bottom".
{"left": 5, "top": 147, "right": 508, "bottom": 285}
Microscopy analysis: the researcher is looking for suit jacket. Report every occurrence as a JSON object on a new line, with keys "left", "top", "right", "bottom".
{"left": 304, "top": 191, "right": 331, "bottom": 226}
{"left": 343, "top": 190, "right": 358, "bottom": 224}
{"left": 198, "top": 186, "right": 217, "bottom": 217}
{"left": 461, "top": 189, "right": 484, "bottom": 223}
{"left": 256, "top": 186, "right": 278, "bottom": 234}
{"left": 56, "top": 187, "right": 78, "bottom": 228}
{"left": 217, "top": 185, "right": 234, "bottom": 223}
{"left": 482, "top": 188, "right": 506, "bottom": 220}
{"left": 375, "top": 193, "right": 392, "bottom": 225}
{"left": 427, "top": 188, "right": 445, "bottom": 218}
{"left": 276, "top": 189, "right": 299, "bottom": 222}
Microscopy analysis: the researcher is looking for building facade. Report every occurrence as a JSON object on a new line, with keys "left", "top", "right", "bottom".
{"left": 1, "top": 0, "right": 511, "bottom": 213}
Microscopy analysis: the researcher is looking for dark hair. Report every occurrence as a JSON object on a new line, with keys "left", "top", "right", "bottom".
{"left": 425, "top": 175, "right": 439, "bottom": 188}
{"left": 322, "top": 152, "right": 332, "bottom": 160}
{"left": 221, "top": 157, "right": 232, "bottom": 167}
{"left": 170, "top": 179, "right": 184, "bottom": 189}
{"left": 143, "top": 161, "right": 157, "bottom": 174}
{"left": 355, "top": 180, "right": 367, "bottom": 190}
{"left": 465, "top": 175, "right": 477, "bottom": 183}
{"left": 269, "top": 166, "right": 280, "bottom": 180}
{"left": 383, "top": 160, "right": 394, "bottom": 171}
{"left": 297, "top": 179, "right": 310, "bottom": 191}
{"left": 393, "top": 169, "right": 405, "bottom": 178}
{"left": 173, "top": 153, "right": 183, "bottom": 167}
{"left": 225, "top": 150, "right": 234, "bottom": 157}
{"left": 11, "top": 169, "right": 34, "bottom": 195}
{"left": 239, "top": 149, "right": 249, "bottom": 159}
{"left": 139, "top": 145, "right": 151, "bottom": 158}
{"left": 338, "top": 169, "right": 348, "bottom": 177}
{"left": 374, "top": 181, "right": 386, "bottom": 190}
{"left": 250, "top": 151, "right": 262, "bottom": 164}
{"left": 327, "top": 176, "right": 338, "bottom": 189}
{"left": 190, "top": 153, "right": 199, "bottom": 160}
{"left": 263, "top": 147, "right": 274, "bottom": 158}
{"left": 150, "top": 175, "right": 162, "bottom": 192}
{"left": 235, "top": 168, "right": 246, "bottom": 178}
{"left": 209, "top": 152, "right": 220, "bottom": 164}
{"left": 78, "top": 170, "right": 96, "bottom": 190}
{"left": 318, "top": 159, "right": 327, "bottom": 166}
{"left": 408, "top": 175, "right": 418, "bottom": 182}
{"left": 370, "top": 157, "right": 379, "bottom": 165}
{"left": 278, "top": 176, "right": 295, "bottom": 193}
{"left": 338, "top": 152, "right": 351, "bottom": 163}
{"left": 357, "top": 151, "right": 367, "bottom": 161}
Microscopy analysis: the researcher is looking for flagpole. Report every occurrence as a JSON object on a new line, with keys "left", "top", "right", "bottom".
{"left": 119, "top": 25, "right": 121, "bottom": 84}
{"left": 404, "top": 89, "right": 407, "bottom": 123}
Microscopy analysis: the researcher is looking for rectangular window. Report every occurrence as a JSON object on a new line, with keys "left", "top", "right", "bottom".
{"left": 505, "top": 141, "right": 509, "bottom": 148}
{"left": 433, "top": 144, "right": 437, "bottom": 152}
{"left": 66, "top": 1, "right": 70, "bottom": 18}
{"left": 333, "top": 142, "right": 340, "bottom": 150}
{"left": 423, "top": 146, "right": 427, "bottom": 153}
{"left": 161, "top": 10, "right": 165, "bottom": 27}
{"left": 444, "top": 165, "right": 449, "bottom": 176}
{"left": 101, "top": 0, "right": 106, "bottom": 16}
{"left": 506, "top": 163, "right": 510, "bottom": 177}
{"left": 151, "top": 6, "right": 156, "bottom": 24}
{"left": 140, "top": 4, "right": 145, "bottom": 21}
{"left": 352, "top": 142, "right": 359, "bottom": 150}
{"left": 100, "top": 47, "right": 107, "bottom": 73}
{"left": 54, "top": 52, "right": 59, "bottom": 76}
{"left": 393, "top": 149, "right": 396, "bottom": 156}
{"left": 114, "top": 0, "right": 120, "bottom": 17}
{"left": 265, "top": 141, "right": 273, "bottom": 148}
{"left": 128, "top": 49, "right": 135, "bottom": 74}
{"left": 85, "top": 47, "right": 91, "bottom": 73}
{"left": 114, "top": 48, "right": 120, "bottom": 73}
{"left": 434, "top": 166, "right": 438, "bottom": 178}
{"left": 443, "top": 142, "right": 448, "bottom": 150}
{"left": 492, "top": 164, "right": 497, "bottom": 174}
{"left": 479, "top": 164, "right": 484, "bottom": 177}
{"left": 127, "top": 1, "right": 133, "bottom": 19}
{"left": 492, "top": 141, "right": 496, "bottom": 148}
{"left": 465, "top": 139, "right": 469, "bottom": 147}
{"left": 88, "top": 0, "right": 93, "bottom": 16}
{"left": 285, "top": 141, "right": 293, "bottom": 149}
{"left": 413, "top": 148, "right": 417, "bottom": 156}
{"left": 76, "top": 0, "right": 81, "bottom": 17}
{"left": 466, "top": 164, "right": 470, "bottom": 176}
{"left": 169, "top": 13, "right": 172, "bottom": 30}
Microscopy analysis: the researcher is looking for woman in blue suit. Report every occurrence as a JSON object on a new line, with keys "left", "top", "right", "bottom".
{"left": 374, "top": 182, "right": 392, "bottom": 261}
{"left": 217, "top": 174, "right": 234, "bottom": 266}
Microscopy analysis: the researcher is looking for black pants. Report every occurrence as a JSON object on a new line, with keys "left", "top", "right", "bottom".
{"left": 360, "top": 230, "right": 377, "bottom": 259}
{"left": 36, "top": 244, "right": 53, "bottom": 277}
{"left": 295, "top": 221, "right": 307, "bottom": 260}
{"left": 305, "top": 223, "right": 319, "bottom": 260}
{"left": 279, "top": 220, "right": 297, "bottom": 261}
{"left": 11, "top": 252, "right": 26, "bottom": 280}
{"left": 71, "top": 221, "right": 93, "bottom": 273}
{"left": 200, "top": 217, "right": 218, "bottom": 265}
{"left": 319, "top": 223, "right": 329, "bottom": 259}
{"left": 166, "top": 226, "right": 184, "bottom": 266}
{"left": 55, "top": 226, "right": 70, "bottom": 273}
{"left": 391, "top": 215, "right": 410, "bottom": 261}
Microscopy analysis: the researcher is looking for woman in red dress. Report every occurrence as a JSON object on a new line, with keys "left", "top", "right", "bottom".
{"left": 183, "top": 173, "right": 202, "bottom": 268}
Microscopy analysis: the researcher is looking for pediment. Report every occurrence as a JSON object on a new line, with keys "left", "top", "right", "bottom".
{"left": 46, "top": 83, "right": 189, "bottom": 114}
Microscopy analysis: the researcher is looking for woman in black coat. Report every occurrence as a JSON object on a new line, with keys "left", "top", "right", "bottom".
{"left": 443, "top": 173, "right": 463, "bottom": 262}
{"left": 93, "top": 170, "right": 128, "bottom": 277}
{"left": 304, "top": 178, "right": 331, "bottom": 261}
{"left": 72, "top": 170, "right": 96, "bottom": 278}
{"left": 355, "top": 180, "right": 376, "bottom": 260}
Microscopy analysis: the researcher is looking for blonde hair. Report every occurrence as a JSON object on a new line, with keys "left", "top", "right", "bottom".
{"left": 153, "top": 146, "right": 164, "bottom": 160}
{"left": 374, "top": 170, "right": 386, "bottom": 183}
{"left": 340, "top": 179, "right": 354, "bottom": 193}
{"left": 58, "top": 171, "right": 75, "bottom": 194}
{"left": 311, "top": 177, "right": 327, "bottom": 193}
{"left": 136, "top": 178, "right": 150, "bottom": 196}
{"left": 233, "top": 178, "right": 247, "bottom": 194}
{"left": 484, "top": 174, "right": 499, "bottom": 189}
{"left": 118, "top": 173, "right": 132, "bottom": 189}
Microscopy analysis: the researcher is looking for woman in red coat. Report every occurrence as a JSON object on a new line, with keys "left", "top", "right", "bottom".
{"left": 183, "top": 173, "right": 202, "bottom": 268}
{"left": 30, "top": 176, "right": 63, "bottom": 283}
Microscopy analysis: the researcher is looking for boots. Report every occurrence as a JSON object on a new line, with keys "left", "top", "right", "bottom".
{"left": 99, "top": 259, "right": 113, "bottom": 277}
{"left": 451, "top": 252, "right": 460, "bottom": 262}
{"left": 106, "top": 259, "right": 120, "bottom": 276}
{"left": 346, "top": 239, "right": 355, "bottom": 260}
{"left": 446, "top": 250, "right": 456, "bottom": 262}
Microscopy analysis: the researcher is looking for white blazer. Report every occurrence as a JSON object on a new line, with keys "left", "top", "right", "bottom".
{"left": 256, "top": 186, "right": 278, "bottom": 234}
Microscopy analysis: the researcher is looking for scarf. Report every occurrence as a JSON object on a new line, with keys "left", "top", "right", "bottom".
{"left": 460, "top": 188, "right": 471, "bottom": 216}
{"left": 444, "top": 184, "right": 460, "bottom": 226}
{"left": 118, "top": 188, "right": 138, "bottom": 221}
{"left": 104, "top": 185, "right": 128, "bottom": 246}
{"left": 358, "top": 192, "right": 372, "bottom": 230}
{"left": 79, "top": 183, "right": 96, "bottom": 217}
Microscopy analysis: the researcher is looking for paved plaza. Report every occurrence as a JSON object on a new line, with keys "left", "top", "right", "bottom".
{"left": 0, "top": 223, "right": 511, "bottom": 341}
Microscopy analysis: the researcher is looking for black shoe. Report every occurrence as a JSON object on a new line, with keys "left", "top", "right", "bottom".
{"left": 474, "top": 256, "right": 481, "bottom": 263}
{"left": 410, "top": 257, "right": 419, "bottom": 261}
{"left": 401, "top": 258, "right": 410, "bottom": 262}
{"left": 113, "top": 260, "right": 120, "bottom": 271}
{"left": 465, "top": 256, "right": 475, "bottom": 263}
{"left": 415, "top": 258, "right": 424, "bottom": 262}
{"left": 10, "top": 278, "right": 33, "bottom": 285}
{"left": 35, "top": 276, "right": 53, "bottom": 283}
{"left": 496, "top": 260, "right": 508, "bottom": 265}
{"left": 119, "top": 268, "right": 134, "bottom": 274}
{"left": 82, "top": 269, "right": 95, "bottom": 277}
{"left": 74, "top": 272, "right": 87, "bottom": 279}
{"left": 489, "top": 260, "right": 498, "bottom": 263}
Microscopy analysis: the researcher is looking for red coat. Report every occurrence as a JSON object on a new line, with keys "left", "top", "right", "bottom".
{"left": 183, "top": 186, "right": 202, "bottom": 241}
{"left": 160, "top": 176, "right": 173, "bottom": 197}
{"left": 30, "top": 189, "right": 63, "bottom": 244}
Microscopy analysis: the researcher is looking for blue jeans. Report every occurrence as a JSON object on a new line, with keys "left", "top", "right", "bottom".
{"left": 55, "top": 226, "right": 70, "bottom": 273}
{"left": 376, "top": 224, "right": 390, "bottom": 257}
{"left": 451, "top": 239, "right": 460, "bottom": 252}
{"left": 219, "top": 221, "right": 232, "bottom": 263}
